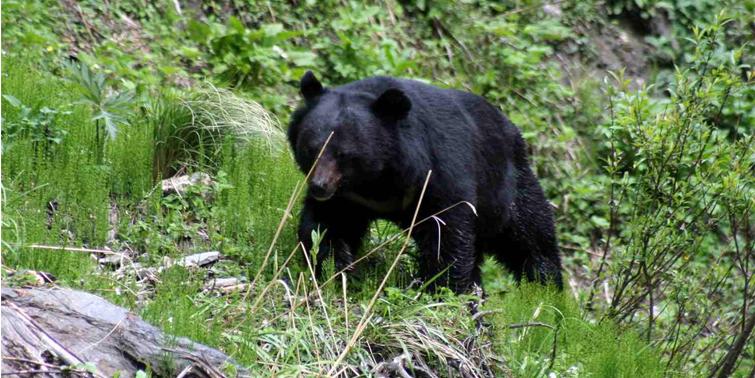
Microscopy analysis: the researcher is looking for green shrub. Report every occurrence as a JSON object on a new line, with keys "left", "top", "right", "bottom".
{"left": 591, "top": 12, "right": 755, "bottom": 376}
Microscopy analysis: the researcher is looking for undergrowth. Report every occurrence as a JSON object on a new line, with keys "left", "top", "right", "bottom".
{"left": 2, "top": 1, "right": 754, "bottom": 377}
{"left": 487, "top": 283, "right": 665, "bottom": 378}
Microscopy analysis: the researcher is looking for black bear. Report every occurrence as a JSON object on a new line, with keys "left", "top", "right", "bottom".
{"left": 288, "top": 71, "right": 563, "bottom": 292}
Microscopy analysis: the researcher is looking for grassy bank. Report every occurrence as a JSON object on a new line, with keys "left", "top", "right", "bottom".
{"left": 2, "top": 0, "right": 754, "bottom": 377}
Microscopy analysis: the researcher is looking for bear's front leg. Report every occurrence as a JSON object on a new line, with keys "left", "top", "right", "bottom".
{"left": 412, "top": 207, "right": 479, "bottom": 294}
{"left": 298, "top": 196, "right": 371, "bottom": 280}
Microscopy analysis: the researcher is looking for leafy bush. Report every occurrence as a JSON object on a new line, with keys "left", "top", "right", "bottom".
{"left": 590, "top": 13, "right": 755, "bottom": 376}
{"left": 1, "top": 94, "right": 69, "bottom": 157}
{"left": 186, "top": 18, "right": 317, "bottom": 88}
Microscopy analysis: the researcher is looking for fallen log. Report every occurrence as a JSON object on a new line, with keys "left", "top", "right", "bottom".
{"left": 1, "top": 287, "right": 250, "bottom": 378}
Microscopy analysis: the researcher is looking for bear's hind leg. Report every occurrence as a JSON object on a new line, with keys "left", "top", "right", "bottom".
{"left": 493, "top": 228, "right": 563, "bottom": 290}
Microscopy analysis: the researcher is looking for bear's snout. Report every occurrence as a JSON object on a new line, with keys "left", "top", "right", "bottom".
{"left": 309, "top": 158, "right": 341, "bottom": 201}
{"left": 309, "top": 180, "right": 336, "bottom": 201}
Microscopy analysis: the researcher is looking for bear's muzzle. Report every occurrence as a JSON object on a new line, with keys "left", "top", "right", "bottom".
{"left": 309, "top": 158, "right": 341, "bottom": 201}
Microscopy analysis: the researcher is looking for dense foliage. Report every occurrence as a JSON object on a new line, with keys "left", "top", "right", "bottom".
{"left": 2, "top": 0, "right": 754, "bottom": 377}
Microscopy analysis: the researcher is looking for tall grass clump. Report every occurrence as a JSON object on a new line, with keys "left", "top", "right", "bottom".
{"left": 149, "top": 85, "right": 285, "bottom": 182}
{"left": 588, "top": 12, "right": 755, "bottom": 377}
{"left": 487, "top": 283, "right": 665, "bottom": 377}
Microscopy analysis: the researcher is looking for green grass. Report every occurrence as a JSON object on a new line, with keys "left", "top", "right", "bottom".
{"left": 486, "top": 282, "right": 666, "bottom": 378}
{"left": 1, "top": 53, "right": 300, "bottom": 282}
{"left": 2, "top": 55, "right": 104, "bottom": 281}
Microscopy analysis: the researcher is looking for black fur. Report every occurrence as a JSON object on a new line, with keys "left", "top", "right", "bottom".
{"left": 289, "top": 71, "right": 563, "bottom": 292}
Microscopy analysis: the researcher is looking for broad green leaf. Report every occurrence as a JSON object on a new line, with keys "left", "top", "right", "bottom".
{"left": 263, "top": 23, "right": 284, "bottom": 37}
{"left": 187, "top": 20, "right": 211, "bottom": 43}
{"left": 229, "top": 16, "right": 245, "bottom": 34}
{"left": 274, "top": 30, "right": 304, "bottom": 43}
{"left": 2, "top": 94, "right": 22, "bottom": 107}
{"left": 288, "top": 51, "right": 318, "bottom": 67}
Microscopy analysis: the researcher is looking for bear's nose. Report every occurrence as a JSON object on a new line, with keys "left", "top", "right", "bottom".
{"left": 309, "top": 180, "right": 335, "bottom": 201}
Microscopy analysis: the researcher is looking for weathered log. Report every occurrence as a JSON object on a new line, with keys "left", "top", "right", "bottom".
{"left": 1, "top": 287, "right": 250, "bottom": 378}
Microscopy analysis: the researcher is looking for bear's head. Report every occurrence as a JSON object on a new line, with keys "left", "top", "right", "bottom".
{"left": 288, "top": 71, "right": 412, "bottom": 201}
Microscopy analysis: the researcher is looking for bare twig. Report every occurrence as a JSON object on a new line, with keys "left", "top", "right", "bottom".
{"left": 300, "top": 241, "right": 337, "bottom": 355}
{"left": 471, "top": 309, "right": 504, "bottom": 322}
{"left": 170, "top": 0, "right": 182, "bottom": 16}
{"left": 2, "top": 369, "right": 65, "bottom": 376}
{"left": 175, "top": 364, "right": 196, "bottom": 378}
{"left": 0, "top": 358, "right": 58, "bottom": 369}
{"left": 76, "top": 4, "right": 96, "bottom": 43}
{"left": 13, "top": 244, "right": 127, "bottom": 256}
{"left": 248, "top": 243, "right": 301, "bottom": 315}
{"left": 342, "top": 273, "right": 349, "bottom": 331}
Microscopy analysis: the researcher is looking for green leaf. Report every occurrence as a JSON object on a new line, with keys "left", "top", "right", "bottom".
{"left": 83, "top": 362, "right": 97, "bottom": 374}
{"left": 263, "top": 23, "right": 284, "bottom": 37}
{"left": 187, "top": 20, "right": 211, "bottom": 43}
{"left": 246, "top": 29, "right": 265, "bottom": 42}
{"left": 274, "top": 30, "right": 304, "bottom": 43}
{"left": 229, "top": 16, "right": 245, "bottom": 34}
{"left": 288, "top": 51, "right": 318, "bottom": 67}
{"left": 590, "top": 216, "right": 610, "bottom": 228}
{"left": 393, "top": 60, "right": 417, "bottom": 75}
{"left": 2, "top": 94, "right": 22, "bottom": 107}
{"left": 104, "top": 116, "right": 119, "bottom": 141}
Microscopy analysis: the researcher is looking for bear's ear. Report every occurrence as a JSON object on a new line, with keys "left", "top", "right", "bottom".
{"left": 372, "top": 88, "right": 412, "bottom": 122}
{"left": 301, "top": 71, "right": 323, "bottom": 101}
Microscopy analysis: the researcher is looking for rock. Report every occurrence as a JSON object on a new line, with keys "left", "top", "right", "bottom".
{"left": 99, "top": 254, "right": 127, "bottom": 267}
{"left": 203, "top": 277, "right": 240, "bottom": 291}
{"left": 161, "top": 172, "right": 213, "bottom": 196}
{"left": 202, "top": 277, "right": 253, "bottom": 294}
{"left": 220, "top": 284, "right": 248, "bottom": 293}
{"left": 176, "top": 251, "right": 220, "bottom": 268}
